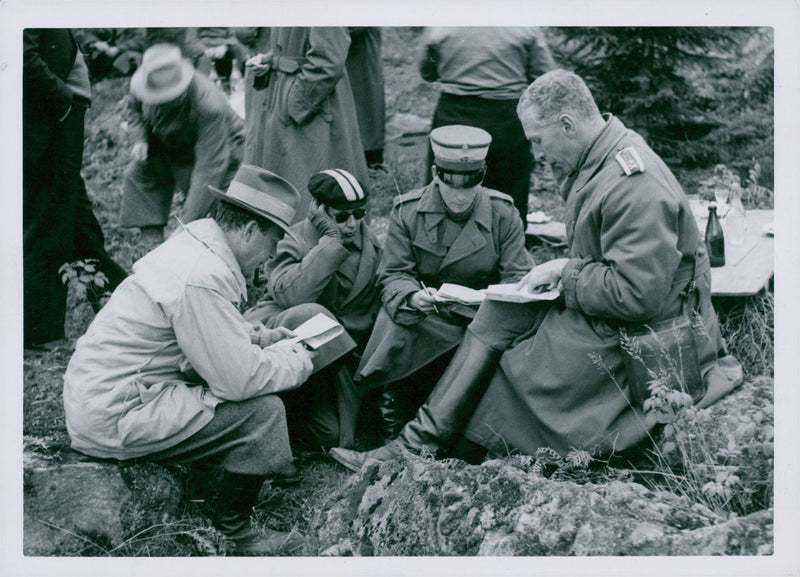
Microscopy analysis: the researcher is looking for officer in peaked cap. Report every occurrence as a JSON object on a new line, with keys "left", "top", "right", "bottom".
{"left": 347, "top": 124, "right": 533, "bottom": 444}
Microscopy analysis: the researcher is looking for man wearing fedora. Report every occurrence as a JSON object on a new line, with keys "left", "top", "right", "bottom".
{"left": 63, "top": 165, "right": 323, "bottom": 555}
{"left": 119, "top": 43, "right": 244, "bottom": 250}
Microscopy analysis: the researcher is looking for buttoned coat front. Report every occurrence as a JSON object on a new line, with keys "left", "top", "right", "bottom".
{"left": 356, "top": 183, "right": 531, "bottom": 387}
{"left": 264, "top": 217, "right": 382, "bottom": 343}
{"left": 463, "top": 116, "right": 742, "bottom": 457}
{"left": 242, "top": 27, "right": 369, "bottom": 221}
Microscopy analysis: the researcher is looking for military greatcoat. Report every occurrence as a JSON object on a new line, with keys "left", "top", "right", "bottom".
{"left": 356, "top": 183, "right": 532, "bottom": 388}
{"left": 463, "top": 115, "right": 743, "bottom": 457}
{"left": 242, "top": 27, "right": 369, "bottom": 222}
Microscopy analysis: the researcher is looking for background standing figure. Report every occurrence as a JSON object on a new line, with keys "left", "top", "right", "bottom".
{"left": 419, "top": 27, "right": 555, "bottom": 222}
{"left": 355, "top": 125, "right": 532, "bottom": 443}
{"left": 119, "top": 43, "right": 244, "bottom": 250}
{"left": 74, "top": 28, "right": 146, "bottom": 80}
{"left": 346, "top": 27, "right": 386, "bottom": 168}
{"left": 243, "top": 27, "right": 369, "bottom": 222}
{"left": 23, "top": 28, "right": 127, "bottom": 350}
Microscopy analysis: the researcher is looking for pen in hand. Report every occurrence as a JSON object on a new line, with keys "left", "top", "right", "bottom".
{"left": 420, "top": 281, "right": 440, "bottom": 314}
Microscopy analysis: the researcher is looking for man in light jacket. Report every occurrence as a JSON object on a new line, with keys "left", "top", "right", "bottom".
{"left": 64, "top": 165, "right": 315, "bottom": 555}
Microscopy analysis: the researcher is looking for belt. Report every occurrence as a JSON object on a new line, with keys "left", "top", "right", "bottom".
{"left": 267, "top": 55, "right": 306, "bottom": 74}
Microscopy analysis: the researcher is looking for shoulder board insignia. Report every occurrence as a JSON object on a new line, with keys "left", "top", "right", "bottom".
{"left": 488, "top": 189, "right": 514, "bottom": 204}
{"left": 393, "top": 189, "right": 424, "bottom": 206}
{"left": 615, "top": 147, "right": 646, "bottom": 176}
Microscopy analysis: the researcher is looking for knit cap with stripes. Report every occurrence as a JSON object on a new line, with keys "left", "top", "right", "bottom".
{"left": 307, "top": 169, "right": 369, "bottom": 210}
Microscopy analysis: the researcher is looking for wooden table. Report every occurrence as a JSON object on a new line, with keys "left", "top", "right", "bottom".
{"left": 693, "top": 208, "right": 774, "bottom": 297}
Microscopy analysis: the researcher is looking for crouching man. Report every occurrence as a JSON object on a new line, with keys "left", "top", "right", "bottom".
{"left": 63, "top": 165, "right": 314, "bottom": 555}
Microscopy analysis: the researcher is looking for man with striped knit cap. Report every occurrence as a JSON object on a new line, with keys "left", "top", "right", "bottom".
{"left": 246, "top": 169, "right": 382, "bottom": 450}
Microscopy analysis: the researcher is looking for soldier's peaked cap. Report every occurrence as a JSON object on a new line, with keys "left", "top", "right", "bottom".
{"left": 430, "top": 125, "right": 492, "bottom": 172}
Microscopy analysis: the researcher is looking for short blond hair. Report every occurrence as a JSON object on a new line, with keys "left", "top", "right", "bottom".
{"left": 517, "top": 69, "right": 601, "bottom": 123}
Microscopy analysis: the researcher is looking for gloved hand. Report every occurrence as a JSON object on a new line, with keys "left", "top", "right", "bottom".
{"left": 131, "top": 141, "right": 148, "bottom": 162}
{"left": 309, "top": 198, "right": 342, "bottom": 242}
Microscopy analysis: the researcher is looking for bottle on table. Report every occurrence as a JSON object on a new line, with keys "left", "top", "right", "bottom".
{"left": 726, "top": 186, "right": 746, "bottom": 245}
{"left": 705, "top": 201, "right": 726, "bottom": 267}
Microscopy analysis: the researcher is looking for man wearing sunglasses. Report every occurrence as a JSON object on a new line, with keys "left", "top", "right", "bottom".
{"left": 354, "top": 125, "right": 532, "bottom": 443}
{"left": 246, "top": 169, "right": 382, "bottom": 450}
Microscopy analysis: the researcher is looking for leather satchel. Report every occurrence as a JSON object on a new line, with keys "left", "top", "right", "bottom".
{"left": 620, "top": 254, "right": 706, "bottom": 406}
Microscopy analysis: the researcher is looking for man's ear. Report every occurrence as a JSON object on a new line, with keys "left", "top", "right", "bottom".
{"left": 243, "top": 220, "right": 260, "bottom": 240}
{"left": 559, "top": 113, "right": 577, "bottom": 136}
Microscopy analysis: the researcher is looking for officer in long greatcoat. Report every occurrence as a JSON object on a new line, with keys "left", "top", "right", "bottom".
{"left": 329, "top": 71, "right": 743, "bottom": 474}
{"left": 356, "top": 125, "right": 531, "bottom": 441}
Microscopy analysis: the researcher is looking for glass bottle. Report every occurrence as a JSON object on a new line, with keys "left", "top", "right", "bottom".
{"left": 705, "top": 202, "right": 726, "bottom": 267}
{"left": 726, "top": 185, "right": 747, "bottom": 245}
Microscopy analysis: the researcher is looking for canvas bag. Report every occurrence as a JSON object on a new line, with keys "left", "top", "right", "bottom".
{"left": 620, "top": 254, "right": 706, "bottom": 406}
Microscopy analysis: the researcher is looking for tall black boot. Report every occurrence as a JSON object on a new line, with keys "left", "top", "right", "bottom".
{"left": 377, "top": 382, "right": 409, "bottom": 443}
{"left": 212, "top": 470, "right": 305, "bottom": 555}
{"left": 329, "top": 331, "right": 501, "bottom": 472}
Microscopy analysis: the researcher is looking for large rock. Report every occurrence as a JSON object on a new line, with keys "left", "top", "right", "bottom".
{"left": 23, "top": 441, "right": 185, "bottom": 556}
{"left": 312, "top": 455, "right": 773, "bottom": 556}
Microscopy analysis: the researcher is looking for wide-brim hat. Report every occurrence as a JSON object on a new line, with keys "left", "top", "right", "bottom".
{"left": 308, "top": 169, "right": 369, "bottom": 211}
{"left": 130, "top": 43, "right": 194, "bottom": 105}
{"left": 430, "top": 125, "right": 492, "bottom": 172}
{"left": 209, "top": 165, "right": 301, "bottom": 240}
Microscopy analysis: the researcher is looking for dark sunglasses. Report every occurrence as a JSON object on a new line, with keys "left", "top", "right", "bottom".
{"left": 332, "top": 207, "right": 366, "bottom": 223}
{"left": 435, "top": 166, "right": 486, "bottom": 189}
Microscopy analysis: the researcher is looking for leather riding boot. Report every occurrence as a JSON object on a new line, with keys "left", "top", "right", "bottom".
{"left": 397, "top": 330, "right": 501, "bottom": 453}
{"left": 377, "top": 382, "right": 409, "bottom": 443}
{"left": 329, "top": 331, "right": 501, "bottom": 472}
{"left": 212, "top": 470, "right": 305, "bottom": 555}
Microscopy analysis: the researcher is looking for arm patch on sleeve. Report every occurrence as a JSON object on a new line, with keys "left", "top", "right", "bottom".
{"left": 615, "top": 147, "right": 646, "bottom": 176}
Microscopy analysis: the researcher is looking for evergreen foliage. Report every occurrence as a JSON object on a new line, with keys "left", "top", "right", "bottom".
{"left": 548, "top": 27, "right": 773, "bottom": 189}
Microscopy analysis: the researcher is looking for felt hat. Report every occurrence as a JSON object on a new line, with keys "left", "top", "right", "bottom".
{"left": 430, "top": 125, "right": 492, "bottom": 172}
{"left": 307, "top": 169, "right": 369, "bottom": 210}
{"left": 130, "top": 44, "right": 194, "bottom": 104}
{"left": 209, "top": 165, "right": 301, "bottom": 238}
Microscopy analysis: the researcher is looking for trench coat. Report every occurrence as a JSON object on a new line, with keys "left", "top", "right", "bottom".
{"left": 346, "top": 27, "right": 385, "bottom": 153}
{"left": 62, "top": 219, "right": 311, "bottom": 460}
{"left": 119, "top": 71, "right": 245, "bottom": 227}
{"left": 265, "top": 217, "right": 382, "bottom": 344}
{"left": 463, "top": 115, "right": 743, "bottom": 458}
{"left": 242, "top": 27, "right": 369, "bottom": 222}
{"left": 356, "top": 184, "right": 532, "bottom": 388}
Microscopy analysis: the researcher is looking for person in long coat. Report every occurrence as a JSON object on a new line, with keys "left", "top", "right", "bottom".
{"left": 242, "top": 27, "right": 369, "bottom": 222}
{"left": 23, "top": 28, "right": 127, "bottom": 349}
{"left": 245, "top": 169, "right": 382, "bottom": 449}
{"left": 356, "top": 125, "right": 532, "bottom": 441}
{"left": 119, "top": 44, "right": 245, "bottom": 248}
{"left": 329, "top": 70, "right": 743, "bottom": 472}
{"left": 346, "top": 27, "right": 386, "bottom": 167}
